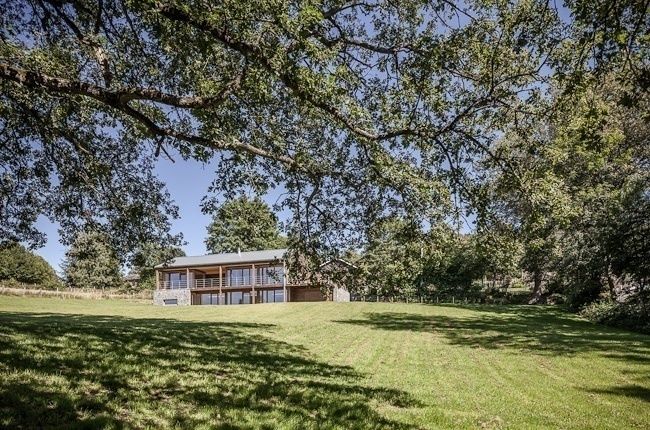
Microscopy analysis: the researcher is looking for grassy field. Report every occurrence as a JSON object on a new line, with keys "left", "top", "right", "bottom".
{"left": 0, "top": 297, "right": 648, "bottom": 429}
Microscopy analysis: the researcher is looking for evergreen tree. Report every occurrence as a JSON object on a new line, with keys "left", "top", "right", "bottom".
{"left": 205, "top": 196, "right": 286, "bottom": 254}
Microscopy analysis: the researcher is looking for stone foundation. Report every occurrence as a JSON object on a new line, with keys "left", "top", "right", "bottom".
{"left": 153, "top": 289, "right": 191, "bottom": 306}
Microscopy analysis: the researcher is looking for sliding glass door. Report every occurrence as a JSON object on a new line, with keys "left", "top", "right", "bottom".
{"left": 227, "top": 268, "right": 251, "bottom": 286}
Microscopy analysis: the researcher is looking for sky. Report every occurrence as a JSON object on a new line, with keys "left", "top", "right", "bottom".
{"left": 34, "top": 155, "right": 287, "bottom": 274}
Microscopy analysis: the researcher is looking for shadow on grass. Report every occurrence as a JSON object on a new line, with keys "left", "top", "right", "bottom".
{"left": 336, "top": 306, "right": 650, "bottom": 357}
{"left": 0, "top": 311, "right": 418, "bottom": 429}
{"left": 336, "top": 306, "right": 650, "bottom": 403}
{"left": 586, "top": 385, "right": 650, "bottom": 403}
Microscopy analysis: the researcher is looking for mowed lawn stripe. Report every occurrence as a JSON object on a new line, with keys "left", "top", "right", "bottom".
{"left": 0, "top": 296, "right": 648, "bottom": 429}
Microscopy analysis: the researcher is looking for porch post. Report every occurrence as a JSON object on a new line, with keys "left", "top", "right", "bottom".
{"left": 186, "top": 267, "right": 190, "bottom": 289}
{"left": 219, "top": 266, "right": 223, "bottom": 303}
{"left": 155, "top": 269, "right": 160, "bottom": 289}
{"left": 251, "top": 264, "right": 256, "bottom": 304}
{"left": 283, "top": 260, "right": 287, "bottom": 303}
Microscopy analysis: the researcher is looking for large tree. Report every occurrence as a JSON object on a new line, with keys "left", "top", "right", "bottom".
{"left": 0, "top": 0, "right": 646, "bottom": 270}
{"left": 205, "top": 196, "right": 285, "bottom": 254}
{"left": 62, "top": 228, "right": 122, "bottom": 289}
{"left": 482, "top": 74, "right": 649, "bottom": 307}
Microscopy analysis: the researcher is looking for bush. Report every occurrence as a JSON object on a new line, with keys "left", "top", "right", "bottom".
{"left": 580, "top": 299, "right": 650, "bottom": 334}
{"left": 546, "top": 293, "right": 566, "bottom": 305}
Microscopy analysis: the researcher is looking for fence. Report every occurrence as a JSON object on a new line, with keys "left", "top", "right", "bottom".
{"left": 0, "top": 284, "right": 153, "bottom": 301}
{"left": 351, "top": 291, "right": 532, "bottom": 305}
{"left": 351, "top": 295, "right": 481, "bottom": 304}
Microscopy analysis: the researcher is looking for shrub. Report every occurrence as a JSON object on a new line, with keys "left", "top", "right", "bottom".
{"left": 546, "top": 293, "right": 566, "bottom": 305}
{"left": 580, "top": 299, "right": 650, "bottom": 334}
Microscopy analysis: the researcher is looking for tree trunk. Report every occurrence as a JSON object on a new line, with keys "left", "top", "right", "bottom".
{"left": 529, "top": 270, "right": 543, "bottom": 304}
{"left": 605, "top": 261, "right": 624, "bottom": 302}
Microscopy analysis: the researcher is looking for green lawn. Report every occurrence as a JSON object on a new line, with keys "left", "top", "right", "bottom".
{"left": 0, "top": 297, "right": 648, "bottom": 429}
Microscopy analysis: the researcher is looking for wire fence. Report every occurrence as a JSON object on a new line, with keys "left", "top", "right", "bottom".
{"left": 0, "top": 284, "right": 153, "bottom": 301}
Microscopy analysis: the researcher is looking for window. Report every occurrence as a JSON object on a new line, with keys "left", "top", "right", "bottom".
{"left": 274, "top": 289, "right": 285, "bottom": 303}
{"left": 199, "top": 293, "right": 221, "bottom": 305}
{"left": 163, "top": 299, "right": 178, "bottom": 305}
{"left": 164, "top": 272, "right": 187, "bottom": 289}
{"left": 228, "top": 268, "right": 251, "bottom": 286}
{"left": 230, "top": 291, "right": 243, "bottom": 304}
{"left": 256, "top": 289, "right": 284, "bottom": 303}
{"left": 256, "top": 266, "right": 284, "bottom": 285}
{"left": 242, "top": 292, "right": 252, "bottom": 304}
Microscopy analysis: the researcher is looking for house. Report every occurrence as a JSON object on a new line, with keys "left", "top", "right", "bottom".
{"left": 153, "top": 248, "right": 350, "bottom": 306}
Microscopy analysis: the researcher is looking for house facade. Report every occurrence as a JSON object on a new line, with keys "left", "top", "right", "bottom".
{"left": 153, "top": 248, "right": 350, "bottom": 306}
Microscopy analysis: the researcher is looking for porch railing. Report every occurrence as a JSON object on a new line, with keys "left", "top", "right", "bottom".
{"left": 158, "top": 277, "right": 284, "bottom": 290}
{"left": 159, "top": 280, "right": 188, "bottom": 289}
{"left": 193, "top": 278, "right": 224, "bottom": 289}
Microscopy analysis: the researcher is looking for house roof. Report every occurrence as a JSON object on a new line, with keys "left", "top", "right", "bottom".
{"left": 155, "top": 248, "right": 288, "bottom": 269}
{"left": 320, "top": 258, "right": 358, "bottom": 269}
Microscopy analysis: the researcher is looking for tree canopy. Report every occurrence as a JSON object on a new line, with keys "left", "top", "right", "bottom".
{"left": 205, "top": 196, "right": 286, "bottom": 254}
{"left": 1, "top": 0, "right": 646, "bottom": 261}
{"left": 62, "top": 228, "right": 122, "bottom": 289}
{"left": 0, "top": 1, "right": 648, "bottom": 322}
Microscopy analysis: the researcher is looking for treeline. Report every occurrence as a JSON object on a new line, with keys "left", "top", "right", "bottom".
{"left": 348, "top": 77, "right": 649, "bottom": 332}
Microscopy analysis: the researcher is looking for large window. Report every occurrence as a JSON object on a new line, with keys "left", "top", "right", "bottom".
{"left": 256, "top": 266, "right": 284, "bottom": 285}
{"left": 230, "top": 291, "right": 243, "bottom": 304}
{"left": 164, "top": 272, "right": 187, "bottom": 289}
{"left": 197, "top": 289, "right": 285, "bottom": 305}
{"left": 199, "top": 293, "right": 222, "bottom": 305}
{"left": 257, "top": 289, "right": 285, "bottom": 303}
{"left": 228, "top": 268, "right": 251, "bottom": 286}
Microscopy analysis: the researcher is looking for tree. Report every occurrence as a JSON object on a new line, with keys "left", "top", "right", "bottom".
{"left": 359, "top": 217, "right": 428, "bottom": 299}
{"left": 0, "top": 242, "right": 60, "bottom": 288}
{"left": 205, "top": 196, "right": 286, "bottom": 254}
{"left": 2, "top": 0, "right": 645, "bottom": 261}
{"left": 130, "top": 243, "right": 186, "bottom": 290}
{"left": 483, "top": 73, "right": 649, "bottom": 307}
{"left": 62, "top": 229, "right": 122, "bottom": 289}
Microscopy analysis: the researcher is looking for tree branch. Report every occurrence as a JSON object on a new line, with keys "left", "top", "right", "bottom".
{"left": 0, "top": 63, "right": 294, "bottom": 166}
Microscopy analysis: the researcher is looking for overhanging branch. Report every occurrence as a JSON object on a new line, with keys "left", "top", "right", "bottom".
{"left": 0, "top": 63, "right": 294, "bottom": 166}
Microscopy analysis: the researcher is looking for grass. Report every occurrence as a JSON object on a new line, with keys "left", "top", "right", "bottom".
{"left": 0, "top": 297, "right": 648, "bottom": 429}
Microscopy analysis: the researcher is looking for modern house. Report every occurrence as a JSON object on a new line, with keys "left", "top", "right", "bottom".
{"left": 153, "top": 248, "right": 350, "bottom": 305}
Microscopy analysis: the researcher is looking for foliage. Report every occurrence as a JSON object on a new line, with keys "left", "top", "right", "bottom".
{"left": 1, "top": 0, "right": 646, "bottom": 260}
{"left": 205, "top": 196, "right": 286, "bottom": 254}
{"left": 0, "top": 242, "right": 60, "bottom": 288}
{"left": 482, "top": 74, "right": 649, "bottom": 309}
{"left": 357, "top": 217, "right": 430, "bottom": 299}
{"left": 422, "top": 233, "right": 482, "bottom": 298}
{"left": 62, "top": 228, "right": 122, "bottom": 289}
{"left": 129, "top": 243, "right": 186, "bottom": 290}
{"left": 580, "top": 297, "right": 650, "bottom": 334}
